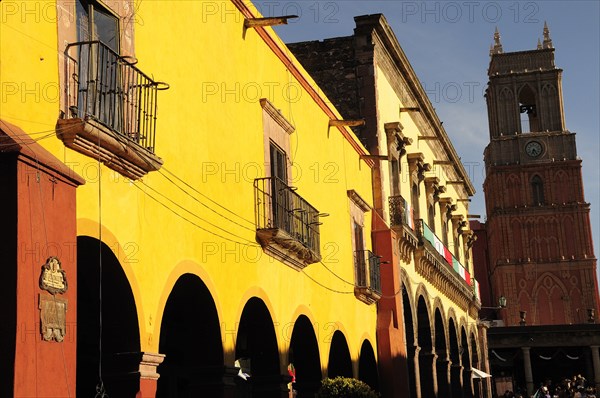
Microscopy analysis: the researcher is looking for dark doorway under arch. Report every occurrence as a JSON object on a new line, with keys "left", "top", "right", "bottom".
{"left": 461, "top": 328, "right": 473, "bottom": 398}
{"left": 358, "top": 340, "right": 379, "bottom": 392}
{"left": 417, "top": 296, "right": 435, "bottom": 398}
{"left": 157, "top": 273, "right": 224, "bottom": 397}
{"left": 449, "top": 318, "right": 462, "bottom": 398}
{"left": 435, "top": 309, "right": 450, "bottom": 398}
{"left": 402, "top": 284, "right": 418, "bottom": 398}
{"left": 289, "top": 315, "right": 321, "bottom": 398}
{"left": 77, "top": 236, "right": 141, "bottom": 398}
{"left": 327, "top": 330, "right": 353, "bottom": 378}
{"left": 234, "top": 297, "right": 282, "bottom": 397}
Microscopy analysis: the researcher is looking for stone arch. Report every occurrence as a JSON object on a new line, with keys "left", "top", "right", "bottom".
{"left": 402, "top": 282, "right": 418, "bottom": 398}
{"left": 288, "top": 315, "right": 321, "bottom": 397}
{"left": 358, "top": 339, "right": 379, "bottom": 392}
{"left": 532, "top": 272, "right": 568, "bottom": 325}
{"left": 417, "top": 295, "right": 435, "bottom": 398}
{"left": 157, "top": 273, "right": 224, "bottom": 397}
{"left": 155, "top": 261, "right": 223, "bottom": 351}
{"left": 76, "top": 236, "right": 141, "bottom": 397}
{"left": 234, "top": 297, "right": 281, "bottom": 397}
{"left": 327, "top": 330, "right": 353, "bottom": 378}
{"left": 518, "top": 83, "right": 539, "bottom": 132}
{"left": 413, "top": 284, "right": 432, "bottom": 312}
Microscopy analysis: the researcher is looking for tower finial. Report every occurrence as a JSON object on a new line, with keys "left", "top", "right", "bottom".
{"left": 543, "top": 21, "right": 553, "bottom": 49}
{"left": 537, "top": 38, "right": 542, "bottom": 50}
{"left": 491, "top": 27, "right": 503, "bottom": 55}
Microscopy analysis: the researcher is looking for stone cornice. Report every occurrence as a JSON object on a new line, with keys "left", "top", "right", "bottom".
{"left": 354, "top": 14, "right": 475, "bottom": 196}
{"left": 260, "top": 98, "right": 295, "bottom": 134}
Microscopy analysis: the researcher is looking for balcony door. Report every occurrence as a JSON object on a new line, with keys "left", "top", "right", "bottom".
{"left": 269, "top": 142, "right": 290, "bottom": 231}
{"left": 75, "top": 0, "right": 122, "bottom": 133}
{"left": 354, "top": 222, "right": 366, "bottom": 287}
{"left": 76, "top": 0, "right": 119, "bottom": 52}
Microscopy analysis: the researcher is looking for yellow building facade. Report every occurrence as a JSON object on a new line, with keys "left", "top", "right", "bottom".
{"left": 1, "top": 1, "right": 381, "bottom": 397}
{"left": 288, "top": 14, "right": 490, "bottom": 398}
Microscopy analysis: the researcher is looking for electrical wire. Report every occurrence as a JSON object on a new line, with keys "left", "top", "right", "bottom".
{"left": 160, "top": 167, "right": 255, "bottom": 227}
{"left": 135, "top": 178, "right": 258, "bottom": 244}
{"left": 157, "top": 168, "right": 255, "bottom": 231}
{"left": 130, "top": 180, "right": 260, "bottom": 247}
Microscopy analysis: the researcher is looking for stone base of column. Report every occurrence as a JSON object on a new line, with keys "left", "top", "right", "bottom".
{"left": 137, "top": 352, "right": 165, "bottom": 398}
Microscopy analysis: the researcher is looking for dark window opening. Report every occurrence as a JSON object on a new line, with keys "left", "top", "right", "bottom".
{"left": 428, "top": 204, "right": 435, "bottom": 233}
{"left": 76, "top": 0, "right": 120, "bottom": 52}
{"left": 532, "top": 175, "right": 545, "bottom": 205}
{"left": 354, "top": 221, "right": 364, "bottom": 252}
{"left": 390, "top": 158, "right": 400, "bottom": 196}
{"left": 411, "top": 183, "right": 420, "bottom": 221}
{"left": 518, "top": 85, "right": 539, "bottom": 133}
{"left": 269, "top": 141, "right": 288, "bottom": 182}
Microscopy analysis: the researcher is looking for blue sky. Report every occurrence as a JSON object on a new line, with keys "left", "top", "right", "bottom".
{"left": 256, "top": 0, "right": 600, "bottom": 278}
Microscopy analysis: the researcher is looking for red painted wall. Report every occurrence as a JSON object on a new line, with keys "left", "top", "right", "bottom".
{"left": 1, "top": 121, "right": 84, "bottom": 397}
{"left": 373, "top": 212, "right": 411, "bottom": 398}
{"left": 13, "top": 158, "right": 79, "bottom": 397}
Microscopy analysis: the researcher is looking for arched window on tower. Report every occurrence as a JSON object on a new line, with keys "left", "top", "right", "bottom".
{"left": 532, "top": 175, "right": 545, "bottom": 205}
{"left": 518, "top": 84, "right": 539, "bottom": 133}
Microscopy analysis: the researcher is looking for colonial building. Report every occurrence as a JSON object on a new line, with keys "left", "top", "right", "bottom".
{"left": 1, "top": 1, "right": 383, "bottom": 397}
{"left": 289, "top": 14, "right": 489, "bottom": 398}
{"left": 473, "top": 25, "right": 600, "bottom": 396}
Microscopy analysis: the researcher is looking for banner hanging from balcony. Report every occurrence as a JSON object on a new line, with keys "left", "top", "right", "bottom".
{"left": 422, "top": 221, "right": 473, "bottom": 286}
{"left": 405, "top": 201, "right": 415, "bottom": 230}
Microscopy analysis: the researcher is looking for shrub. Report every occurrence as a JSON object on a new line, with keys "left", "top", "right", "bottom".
{"left": 317, "top": 377, "right": 380, "bottom": 398}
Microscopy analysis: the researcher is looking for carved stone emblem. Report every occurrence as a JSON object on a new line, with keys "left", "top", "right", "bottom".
{"left": 39, "top": 256, "right": 68, "bottom": 295}
{"left": 39, "top": 294, "right": 68, "bottom": 342}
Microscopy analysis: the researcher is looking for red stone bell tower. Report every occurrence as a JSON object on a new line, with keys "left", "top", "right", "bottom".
{"left": 483, "top": 25, "right": 599, "bottom": 326}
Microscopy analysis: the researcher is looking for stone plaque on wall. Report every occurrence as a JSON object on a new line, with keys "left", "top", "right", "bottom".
{"left": 39, "top": 294, "right": 68, "bottom": 342}
{"left": 39, "top": 256, "right": 68, "bottom": 295}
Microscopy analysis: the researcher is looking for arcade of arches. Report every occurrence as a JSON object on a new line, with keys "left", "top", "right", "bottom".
{"left": 76, "top": 238, "right": 379, "bottom": 398}
{"left": 401, "top": 279, "right": 487, "bottom": 398}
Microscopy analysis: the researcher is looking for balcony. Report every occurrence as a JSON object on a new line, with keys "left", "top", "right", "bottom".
{"left": 254, "top": 177, "right": 321, "bottom": 270}
{"left": 56, "top": 41, "right": 167, "bottom": 180}
{"left": 354, "top": 250, "right": 382, "bottom": 305}
{"left": 388, "top": 195, "right": 419, "bottom": 262}
{"left": 415, "top": 220, "right": 481, "bottom": 315}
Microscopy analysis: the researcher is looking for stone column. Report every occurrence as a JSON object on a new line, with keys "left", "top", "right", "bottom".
{"left": 138, "top": 352, "right": 165, "bottom": 398}
{"left": 591, "top": 345, "right": 600, "bottom": 392}
{"left": 522, "top": 347, "right": 534, "bottom": 397}
{"left": 419, "top": 350, "right": 438, "bottom": 398}
{"left": 451, "top": 363, "right": 464, "bottom": 398}
{"left": 413, "top": 345, "right": 422, "bottom": 398}
{"left": 436, "top": 355, "right": 452, "bottom": 398}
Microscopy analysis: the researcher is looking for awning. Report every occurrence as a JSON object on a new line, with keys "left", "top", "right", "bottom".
{"left": 471, "top": 368, "right": 492, "bottom": 378}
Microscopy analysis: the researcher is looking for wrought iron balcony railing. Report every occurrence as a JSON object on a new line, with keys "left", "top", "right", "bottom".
{"left": 254, "top": 177, "right": 321, "bottom": 268}
{"left": 389, "top": 194, "right": 415, "bottom": 229}
{"left": 64, "top": 41, "right": 166, "bottom": 152}
{"left": 354, "top": 250, "right": 382, "bottom": 296}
